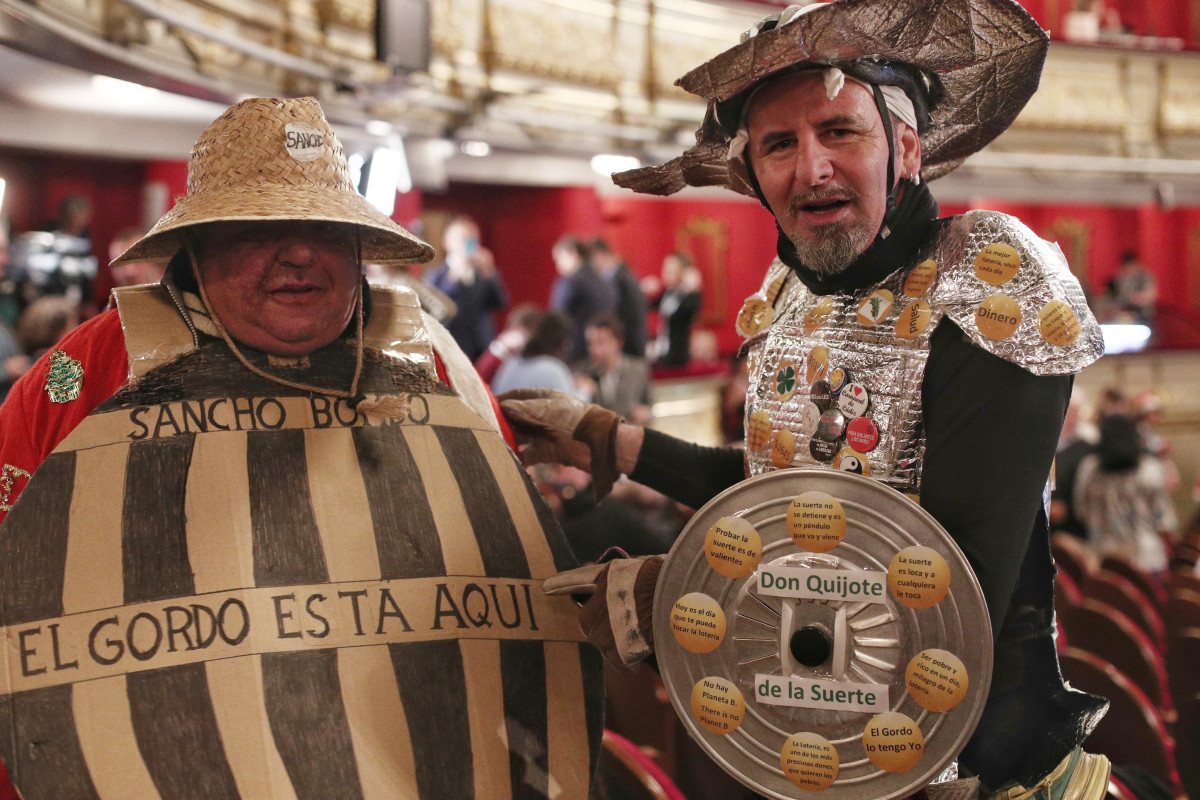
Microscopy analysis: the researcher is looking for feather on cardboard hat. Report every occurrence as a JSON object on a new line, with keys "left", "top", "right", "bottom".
{"left": 112, "top": 97, "right": 434, "bottom": 267}
{"left": 615, "top": 0, "right": 1050, "bottom": 197}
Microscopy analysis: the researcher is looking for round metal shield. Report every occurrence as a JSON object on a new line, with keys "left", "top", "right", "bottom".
{"left": 654, "top": 469, "right": 992, "bottom": 800}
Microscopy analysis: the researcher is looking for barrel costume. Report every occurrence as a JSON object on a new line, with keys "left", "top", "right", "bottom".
{"left": 0, "top": 282, "right": 603, "bottom": 799}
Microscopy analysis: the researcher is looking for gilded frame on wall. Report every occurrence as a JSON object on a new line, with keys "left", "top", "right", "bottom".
{"left": 675, "top": 216, "right": 728, "bottom": 326}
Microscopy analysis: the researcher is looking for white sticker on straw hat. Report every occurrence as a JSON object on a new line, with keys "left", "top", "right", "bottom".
{"left": 285, "top": 122, "right": 326, "bottom": 162}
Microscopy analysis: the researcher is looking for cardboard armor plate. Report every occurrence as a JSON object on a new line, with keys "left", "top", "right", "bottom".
{"left": 654, "top": 469, "right": 992, "bottom": 800}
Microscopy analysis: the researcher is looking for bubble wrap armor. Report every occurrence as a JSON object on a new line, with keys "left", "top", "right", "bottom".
{"left": 742, "top": 210, "right": 1102, "bottom": 493}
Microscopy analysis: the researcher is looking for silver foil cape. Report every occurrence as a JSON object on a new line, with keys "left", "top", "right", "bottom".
{"left": 743, "top": 211, "right": 1103, "bottom": 493}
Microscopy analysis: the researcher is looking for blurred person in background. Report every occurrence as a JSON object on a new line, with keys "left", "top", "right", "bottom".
{"left": 643, "top": 251, "right": 703, "bottom": 367}
{"left": 425, "top": 215, "right": 508, "bottom": 360}
{"left": 491, "top": 309, "right": 579, "bottom": 396}
{"left": 1051, "top": 389, "right": 1098, "bottom": 540}
{"left": 1075, "top": 413, "right": 1178, "bottom": 574}
{"left": 581, "top": 312, "right": 651, "bottom": 425}
{"left": 8, "top": 194, "right": 98, "bottom": 314}
{"left": 1102, "top": 251, "right": 1157, "bottom": 325}
{"left": 108, "top": 227, "right": 166, "bottom": 288}
{"left": 16, "top": 295, "right": 80, "bottom": 361}
{"left": 0, "top": 224, "right": 26, "bottom": 399}
{"left": 476, "top": 302, "right": 541, "bottom": 384}
{"left": 550, "top": 235, "right": 616, "bottom": 362}
{"left": 587, "top": 238, "right": 647, "bottom": 358}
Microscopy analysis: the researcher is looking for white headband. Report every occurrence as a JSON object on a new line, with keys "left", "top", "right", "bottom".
{"left": 727, "top": 66, "right": 917, "bottom": 161}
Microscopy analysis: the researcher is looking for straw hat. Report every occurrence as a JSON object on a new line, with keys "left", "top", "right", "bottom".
{"left": 112, "top": 97, "right": 434, "bottom": 267}
{"left": 615, "top": 0, "right": 1049, "bottom": 196}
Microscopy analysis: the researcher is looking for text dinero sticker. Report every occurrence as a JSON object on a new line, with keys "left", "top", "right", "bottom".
{"left": 787, "top": 492, "right": 847, "bottom": 552}
{"left": 691, "top": 677, "right": 746, "bottom": 734}
{"left": 862, "top": 712, "right": 924, "bottom": 772}
{"left": 906, "top": 649, "right": 969, "bottom": 713}
{"left": 670, "top": 593, "right": 726, "bottom": 653}
{"left": 976, "top": 295, "right": 1022, "bottom": 340}
{"left": 781, "top": 732, "right": 839, "bottom": 790}
{"left": 888, "top": 546, "right": 950, "bottom": 609}
{"left": 705, "top": 517, "right": 762, "bottom": 579}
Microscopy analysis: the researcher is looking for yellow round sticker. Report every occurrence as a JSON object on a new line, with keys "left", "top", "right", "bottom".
{"left": 862, "top": 712, "right": 924, "bottom": 773}
{"left": 894, "top": 300, "right": 932, "bottom": 341}
{"left": 906, "top": 649, "right": 969, "bottom": 713}
{"left": 807, "top": 345, "right": 830, "bottom": 383}
{"left": 691, "top": 677, "right": 746, "bottom": 734}
{"left": 1038, "top": 300, "right": 1082, "bottom": 346}
{"left": 903, "top": 260, "right": 937, "bottom": 297}
{"left": 857, "top": 289, "right": 895, "bottom": 327}
{"left": 705, "top": 517, "right": 762, "bottom": 579}
{"left": 786, "top": 492, "right": 848, "bottom": 552}
{"left": 976, "top": 295, "right": 1022, "bottom": 340}
{"left": 833, "top": 447, "right": 870, "bottom": 476}
{"left": 670, "top": 593, "right": 727, "bottom": 653}
{"left": 781, "top": 732, "right": 839, "bottom": 791}
{"left": 888, "top": 546, "right": 951, "bottom": 609}
{"left": 737, "top": 297, "right": 774, "bottom": 337}
{"left": 974, "top": 243, "right": 1021, "bottom": 286}
{"left": 770, "top": 429, "right": 797, "bottom": 469}
{"left": 803, "top": 298, "right": 835, "bottom": 334}
{"left": 747, "top": 409, "right": 772, "bottom": 451}
{"left": 775, "top": 360, "right": 800, "bottom": 402}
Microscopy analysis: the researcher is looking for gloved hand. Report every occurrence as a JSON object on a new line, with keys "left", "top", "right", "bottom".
{"left": 499, "top": 388, "right": 624, "bottom": 500}
{"left": 544, "top": 555, "right": 664, "bottom": 667}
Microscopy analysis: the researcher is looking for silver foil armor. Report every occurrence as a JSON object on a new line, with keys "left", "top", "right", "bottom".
{"left": 743, "top": 210, "right": 1103, "bottom": 494}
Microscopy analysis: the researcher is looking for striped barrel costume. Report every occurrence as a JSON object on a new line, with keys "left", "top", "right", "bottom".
{"left": 0, "top": 284, "right": 604, "bottom": 799}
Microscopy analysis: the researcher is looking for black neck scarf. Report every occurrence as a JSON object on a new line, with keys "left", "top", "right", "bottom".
{"left": 776, "top": 178, "right": 940, "bottom": 296}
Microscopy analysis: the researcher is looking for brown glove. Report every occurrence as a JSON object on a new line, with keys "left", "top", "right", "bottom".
{"left": 498, "top": 388, "right": 623, "bottom": 500}
{"left": 544, "top": 556, "right": 663, "bottom": 667}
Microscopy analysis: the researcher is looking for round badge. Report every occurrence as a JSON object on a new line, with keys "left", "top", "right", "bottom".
{"left": 670, "top": 593, "right": 727, "bottom": 653}
{"left": 888, "top": 546, "right": 951, "bottom": 609}
{"left": 976, "top": 295, "right": 1022, "bottom": 340}
{"left": 809, "top": 437, "right": 839, "bottom": 463}
{"left": 284, "top": 122, "right": 327, "bottom": 162}
{"left": 781, "top": 732, "right": 839, "bottom": 791}
{"left": 895, "top": 300, "right": 932, "bottom": 341}
{"left": 827, "top": 367, "right": 850, "bottom": 395}
{"left": 770, "top": 429, "right": 797, "bottom": 469}
{"left": 806, "top": 346, "right": 830, "bottom": 383}
{"left": 814, "top": 409, "right": 846, "bottom": 442}
{"left": 862, "top": 712, "right": 924, "bottom": 773}
{"left": 903, "top": 260, "right": 937, "bottom": 297}
{"left": 802, "top": 298, "right": 835, "bottom": 334}
{"left": 786, "top": 491, "right": 847, "bottom": 551}
{"left": 704, "top": 517, "right": 762, "bottom": 578}
{"left": 906, "top": 649, "right": 969, "bottom": 713}
{"left": 846, "top": 416, "right": 880, "bottom": 453}
{"left": 691, "top": 677, "right": 746, "bottom": 734}
{"left": 737, "top": 297, "right": 774, "bottom": 337}
{"left": 800, "top": 402, "right": 823, "bottom": 437}
{"left": 775, "top": 360, "right": 800, "bottom": 402}
{"left": 857, "top": 289, "right": 895, "bottom": 327}
{"left": 837, "top": 383, "right": 870, "bottom": 418}
{"left": 974, "top": 242, "right": 1021, "bottom": 286}
{"left": 747, "top": 409, "right": 772, "bottom": 451}
{"left": 809, "top": 380, "right": 833, "bottom": 412}
{"left": 833, "top": 447, "right": 870, "bottom": 475}
{"left": 1038, "top": 300, "right": 1082, "bottom": 346}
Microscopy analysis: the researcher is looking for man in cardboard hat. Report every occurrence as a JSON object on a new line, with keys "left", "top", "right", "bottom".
{"left": 0, "top": 97, "right": 603, "bottom": 799}
{"left": 502, "top": 1, "right": 1111, "bottom": 797}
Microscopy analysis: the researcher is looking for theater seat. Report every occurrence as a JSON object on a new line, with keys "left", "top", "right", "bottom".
{"left": 1052, "top": 533, "right": 1094, "bottom": 588}
{"left": 1059, "top": 599, "right": 1174, "bottom": 721}
{"left": 1082, "top": 570, "right": 1167, "bottom": 653}
{"left": 1059, "top": 648, "right": 1179, "bottom": 794}
{"left": 1100, "top": 554, "right": 1166, "bottom": 609}
{"left": 1166, "top": 628, "right": 1200, "bottom": 711}
{"left": 1163, "top": 590, "right": 1200, "bottom": 636}
{"left": 601, "top": 730, "right": 688, "bottom": 800}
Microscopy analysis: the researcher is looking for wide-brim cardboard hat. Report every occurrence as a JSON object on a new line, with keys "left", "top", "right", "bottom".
{"left": 112, "top": 97, "right": 434, "bottom": 267}
{"left": 614, "top": 0, "right": 1049, "bottom": 197}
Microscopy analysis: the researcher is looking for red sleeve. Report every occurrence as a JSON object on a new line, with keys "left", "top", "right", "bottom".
{"left": 432, "top": 352, "right": 515, "bottom": 450}
{"left": 0, "top": 309, "right": 129, "bottom": 524}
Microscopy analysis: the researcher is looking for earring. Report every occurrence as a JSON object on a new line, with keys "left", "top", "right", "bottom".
{"left": 909, "top": 170, "right": 920, "bottom": 186}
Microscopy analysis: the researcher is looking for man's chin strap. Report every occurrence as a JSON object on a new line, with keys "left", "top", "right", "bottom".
{"left": 870, "top": 83, "right": 901, "bottom": 238}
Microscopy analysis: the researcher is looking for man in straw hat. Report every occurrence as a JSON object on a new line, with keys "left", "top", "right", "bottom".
{"left": 0, "top": 97, "right": 605, "bottom": 798}
{"left": 502, "top": 1, "right": 1111, "bottom": 797}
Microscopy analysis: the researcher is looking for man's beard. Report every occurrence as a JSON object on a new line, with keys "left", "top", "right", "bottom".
{"left": 786, "top": 190, "right": 876, "bottom": 277}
